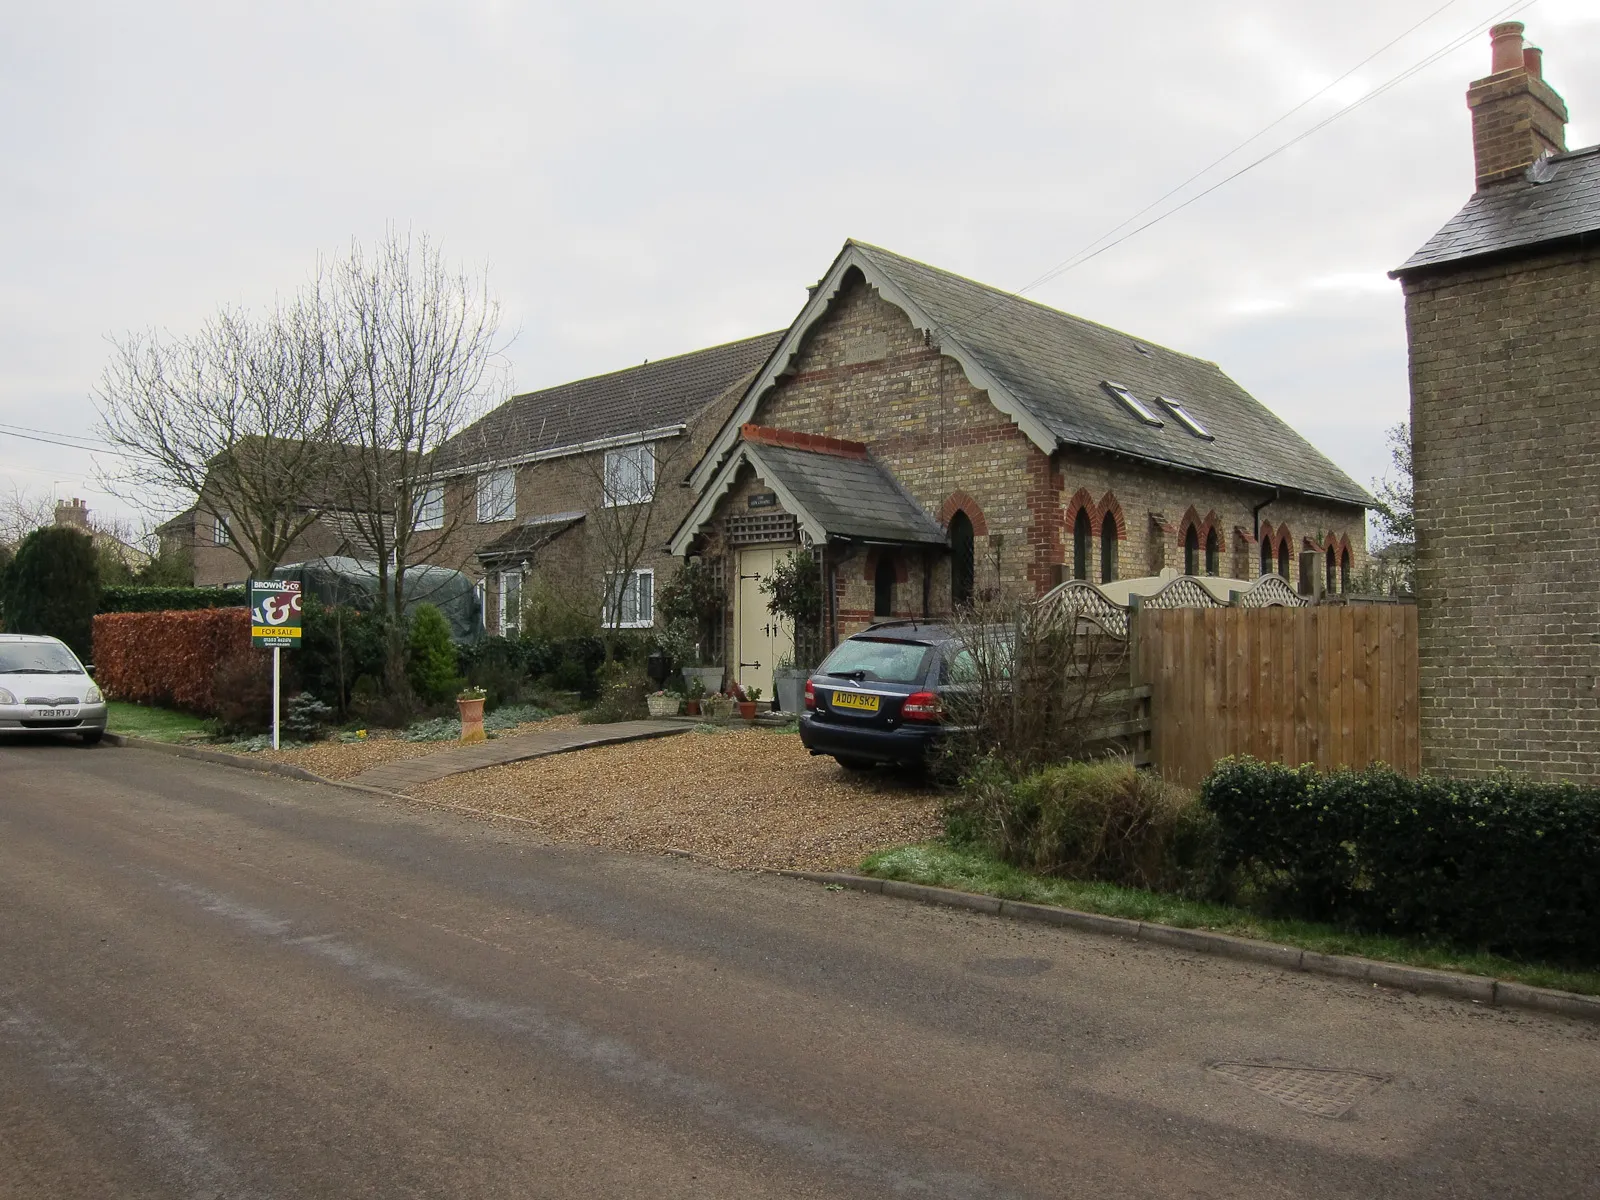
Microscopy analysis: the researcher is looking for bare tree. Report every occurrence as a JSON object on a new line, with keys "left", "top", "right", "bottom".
{"left": 96, "top": 304, "right": 345, "bottom": 578}
{"left": 322, "top": 231, "right": 505, "bottom": 688}
{"left": 0, "top": 484, "right": 56, "bottom": 547}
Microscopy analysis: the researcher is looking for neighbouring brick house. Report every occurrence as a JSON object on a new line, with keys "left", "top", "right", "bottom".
{"left": 1391, "top": 23, "right": 1600, "bottom": 781}
{"left": 170, "top": 445, "right": 411, "bottom": 588}
{"left": 420, "top": 333, "right": 782, "bottom": 636}
{"left": 672, "top": 240, "right": 1371, "bottom": 697}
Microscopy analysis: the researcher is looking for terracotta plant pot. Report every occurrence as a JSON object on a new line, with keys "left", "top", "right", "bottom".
{"left": 685, "top": 699, "right": 701, "bottom": 716}
{"left": 457, "top": 696, "right": 487, "bottom": 744}
{"left": 737, "top": 701, "right": 758, "bottom": 720}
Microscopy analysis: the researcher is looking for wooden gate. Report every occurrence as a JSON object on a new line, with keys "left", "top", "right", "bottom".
{"left": 1130, "top": 604, "right": 1419, "bottom": 791}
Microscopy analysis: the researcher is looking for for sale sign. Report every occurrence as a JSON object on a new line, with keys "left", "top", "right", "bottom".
{"left": 249, "top": 579, "right": 303, "bottom": 648}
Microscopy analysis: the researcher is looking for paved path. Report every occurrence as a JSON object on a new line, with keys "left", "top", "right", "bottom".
{"left": 3, "top": 738, "right": 1599, "bottom": 1198}
{"left": 345, "top": 717, "right": 687, "bottom": 792}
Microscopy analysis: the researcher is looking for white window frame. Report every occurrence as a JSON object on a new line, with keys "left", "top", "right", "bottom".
{"left": 603, "top": 443, "right": 656, "bottom": 508}
{"left": 604, "top": 568, "right": 654, "bottom": 629}
{"left": 496, "top": 567, "right": 523, "bottom": 637}
{"left": 477, "top": 468, "right": 516, "bottom": 523}
{"left": 1103, "top": 381, "right": 1165, "bottom": 427}
{"left": 212, "top": 511, "right": 232, "bottom": 546}
{"left": 414, "top": 483, "right": 445, "bottom": 531}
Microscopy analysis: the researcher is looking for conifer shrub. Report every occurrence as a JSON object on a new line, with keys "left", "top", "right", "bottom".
{"left": 405, "top": 603, "right": 463, "bottom": 705}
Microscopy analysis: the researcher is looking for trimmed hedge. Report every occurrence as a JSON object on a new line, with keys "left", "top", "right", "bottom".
{"left": 1202, "top": 758, "right": 1600, "bottom": 962}
{"left": 93, "top": 608, "right": 261, "bottom": 715}
{"left": 99, "top": 586, "right": 247, "bottom": 614}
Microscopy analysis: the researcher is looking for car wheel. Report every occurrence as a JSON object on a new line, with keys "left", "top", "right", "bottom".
{"left": 80, "top": 729, "right": 104, "bottom": 746}
{"left": 833, "top": 755, "right": 876, "bottom": 772}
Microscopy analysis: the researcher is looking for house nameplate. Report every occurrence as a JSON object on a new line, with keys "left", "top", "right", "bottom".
{"left": 747, "top": 492, "right": 778, "bottom": 510}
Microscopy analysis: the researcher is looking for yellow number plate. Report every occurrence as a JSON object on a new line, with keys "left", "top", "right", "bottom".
{"left": 831, "top": 690, "right": 880, "bottom": 713}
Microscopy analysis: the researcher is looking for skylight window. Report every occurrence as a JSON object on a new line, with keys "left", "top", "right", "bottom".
{"left": 1157, "top": 395, "right": 1214, "bottom": 440}
{"left": 1102, "top": 381, "right": 1164, "bottom": 427}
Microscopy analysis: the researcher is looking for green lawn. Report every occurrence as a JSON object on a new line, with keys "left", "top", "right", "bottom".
{"left": 861, "top": 843, "right": 1600, "bottom": 997}
{"left": 106, "top": 700, "right": 216, "bottom": 743}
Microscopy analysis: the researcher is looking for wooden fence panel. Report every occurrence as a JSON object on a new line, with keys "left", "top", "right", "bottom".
{"left": 1131, "top": 605, "right": 1419, "bottom": 792}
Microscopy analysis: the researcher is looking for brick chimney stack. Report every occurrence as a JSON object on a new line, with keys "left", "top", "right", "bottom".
{"left": 1468, "top": 22, "right": 1567, "bottom": 189}
{"left": 54, "top": 497, "right": 90, "bottom": 530}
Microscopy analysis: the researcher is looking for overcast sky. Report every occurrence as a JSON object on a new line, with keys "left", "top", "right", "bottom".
{"left": 3, "top": 0, "right": 1596, "bottom": 533}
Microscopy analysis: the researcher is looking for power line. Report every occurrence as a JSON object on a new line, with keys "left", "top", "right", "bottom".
{"left": 0, "top": 420, "right": 117, "bottom": 450}
{"left": 1012, "top": 0, "right": 1472, "bottom": 296}
{"left": 1021, "top": 0, "right": 1541, "bottom": 294}
{"left": 0, "top": 426, "right": 135, "bottom": 457}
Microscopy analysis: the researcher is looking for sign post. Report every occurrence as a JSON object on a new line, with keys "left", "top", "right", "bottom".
{"left": 249, "top": 579, "right": 303, "bottom": 749}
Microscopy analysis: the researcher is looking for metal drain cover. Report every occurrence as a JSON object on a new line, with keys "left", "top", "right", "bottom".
{"left": 1210, "top": 1061, "right": 1389, "bottom": 1118}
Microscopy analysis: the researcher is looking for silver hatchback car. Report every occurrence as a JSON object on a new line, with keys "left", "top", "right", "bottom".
{"left": 0, "top": 634, "right": 109, "bottom": 744}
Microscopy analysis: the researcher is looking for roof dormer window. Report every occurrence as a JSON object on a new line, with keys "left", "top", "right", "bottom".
{"left": 1103, "top": 381, "right": 1164, "bottom": 427}
{"left": 1157, "top": 395, "right": 1214, "bottom": 440}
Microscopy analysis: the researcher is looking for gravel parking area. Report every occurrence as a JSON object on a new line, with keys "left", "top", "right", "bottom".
{"left": 413, "top": 726, "right": 942, "bottom": 871}
{"left": 251, "top": 714, "right": 584, "bottom": 780}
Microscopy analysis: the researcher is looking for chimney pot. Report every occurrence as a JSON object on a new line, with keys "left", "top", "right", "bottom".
{"left": 1490, "top": 21, "right": 1525, "bottom": 74}
{"left": 1523, "top": 45, "right": 1543, "bottom": 79}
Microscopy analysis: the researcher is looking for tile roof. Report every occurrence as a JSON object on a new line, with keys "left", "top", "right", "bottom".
{"left": 846, "top": 242, "right": 1371, "bottom": 507}
{"left": 746, "top": 441, "right": 946, "bottom": 545}
{"left": 432, "top": 331, "right": 784, "bottom": 474}
{"left": 1393, "top": 145, "right": 1600, "bottom": 275}
{"left": 475, "top": 512, "right": 585, "bottom": 562}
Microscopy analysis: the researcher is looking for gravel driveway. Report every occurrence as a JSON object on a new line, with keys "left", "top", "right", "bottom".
{"left": 250, "top": 715, "right": 584, "bottom": 780}
{"left": 414, "top": 726, "right": 942, "bottom": 871}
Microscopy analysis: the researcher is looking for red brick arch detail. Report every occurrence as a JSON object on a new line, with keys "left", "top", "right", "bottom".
{"left": 1064, "top": 487, "right": 1098, "bottom": 530}
{"left": 1097, "top": 492, "right": 1126, "bottom": 539}
{"left": 938, "top": 491, "right": 989, "bottom": 537}
{"left": 861, "top": 547, "right": 910, "bottom": 583}
{"left": 1277, "top": 527, "right": 1294, "bottom": 557}
{"left": 1258, "top": 520, "right": 1275, "bottom": 546}
{"left": 1178, "top": 506, "right": 1220, "bottom": 545}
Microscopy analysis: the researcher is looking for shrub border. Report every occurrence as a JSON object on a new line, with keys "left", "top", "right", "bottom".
{"left": 777, "top": 869, "right": 1600, "bottom": 1025}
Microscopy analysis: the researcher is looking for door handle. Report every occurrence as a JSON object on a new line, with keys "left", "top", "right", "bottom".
{"left": 739, "top": 660, "right": 762, "bottom": 669}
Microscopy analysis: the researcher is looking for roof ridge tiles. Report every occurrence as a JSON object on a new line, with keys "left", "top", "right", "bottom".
{"left": 740, "top": 423, "right": 869, "bottom": 459}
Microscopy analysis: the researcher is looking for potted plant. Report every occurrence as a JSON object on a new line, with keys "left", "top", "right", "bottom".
{"left": 683, "top": 678, "right": 705, "bottom": 716}
{"left": 772, "top": 655, "right": 809, "bottom": 715}
{"left": 457, "top": 686, "right": 488, "bottom": 744}
{"left": 762, "top": 551, "right": 823, "bottom": 711}
{"left": 646, "top": 689, "right": 681, "bottom": 718}
{"left": 703, "top": 692, "right": 736, "bottom": 725}
{"left": 737, "top": 686, "right": 761, "bottom": 721}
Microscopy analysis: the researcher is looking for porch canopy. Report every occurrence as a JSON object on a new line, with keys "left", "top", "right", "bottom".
{"left": 670, "top": 425, "right": 945, "bottom": 555}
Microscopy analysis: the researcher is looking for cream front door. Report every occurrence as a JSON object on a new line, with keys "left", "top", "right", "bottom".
{"left": 734, "top": 547, "right": 795, "bottom": 700}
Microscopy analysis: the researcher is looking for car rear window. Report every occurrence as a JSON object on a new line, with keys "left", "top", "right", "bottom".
{"left": 0, "top": 642, "right": 84, "bottom": 675}
{"left": 817, "top": 638, "right": 932, "bottom": 684}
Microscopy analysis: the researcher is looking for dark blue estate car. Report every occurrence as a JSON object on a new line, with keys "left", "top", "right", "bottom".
{"left": 798, "top": 621, "right": 973, "bottom": 770}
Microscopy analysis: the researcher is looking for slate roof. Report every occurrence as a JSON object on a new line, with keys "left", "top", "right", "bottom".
{"left": 1392, "top": 145, "right": 1600, "bottom": 275}
{"left": 432, "top": 331, "right": 784, "bottom": 473}
{"left": 845, "top": 242, "right": 1370, "bottom": 507}
{"left": 747, "top": 443, "right": 946, "bottom": 544}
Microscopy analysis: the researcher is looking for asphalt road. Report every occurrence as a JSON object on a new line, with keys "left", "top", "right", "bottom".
{"left": 1, "top": 740, "right": 1597, "bottom": 1199}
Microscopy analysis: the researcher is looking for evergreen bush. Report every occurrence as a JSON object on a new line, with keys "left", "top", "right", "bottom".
{"left": 405, "top": 603, "right": 463, "bottom": 704}
{"left": 1, "top": 526, "right": 100, "bottom": 660}
{"left": 99, "top": 585, "right": 246, "bottom": 613}
{"left": 1201, "top": 758, "right": 1600, "bottom": 961}
{"left": 947, "top": 758, "right": 1215, "bottom": 895}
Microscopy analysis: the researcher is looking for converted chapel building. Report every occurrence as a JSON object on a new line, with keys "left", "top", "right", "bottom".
{"left": 672, "top": 240, "right": 1371, "bottom": 697}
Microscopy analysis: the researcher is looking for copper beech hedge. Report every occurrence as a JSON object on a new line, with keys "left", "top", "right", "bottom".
{"left": 93, "top": 608, "right": 262, "bottom": 714}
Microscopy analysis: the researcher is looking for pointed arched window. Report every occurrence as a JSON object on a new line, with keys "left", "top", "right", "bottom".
{"left": 1100, "top": 512, "right": 1117, "bottom": 583}
{"left": 1277, "top": 537, "right": 1291, "bottom": 580}
{"left": 1073, "top": 509, "right": 1091, "bottom": 580}
{"left": 1205, "top": 528, "right": 1221, "bottom": 576}
{"left": 1260, "top": 537, "right": 1272, "bottom": 577}
{"left": 1340, "top": 547, "right": 1352, "bottom": 594}
{"left": 1184, "top": 526, "right": 1200, "bottom": 576}
{"left": 950, "top": 511, "right": 974, "bottom": 607}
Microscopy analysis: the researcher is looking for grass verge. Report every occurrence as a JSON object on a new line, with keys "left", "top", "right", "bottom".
{"left": 861, "top": 842, "right": 1600, "bottom": 997}
{"left": 106, "top": 700, "right": 215, "bottom": 743}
